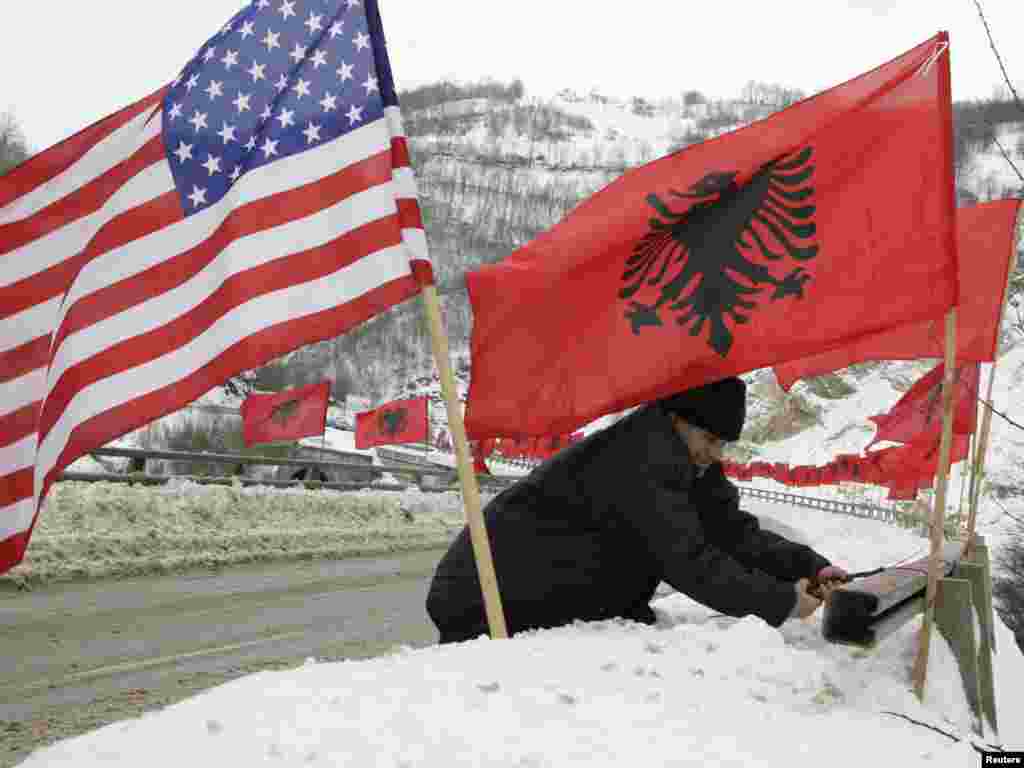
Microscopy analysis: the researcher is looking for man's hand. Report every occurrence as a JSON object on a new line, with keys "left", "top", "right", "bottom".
{"left": 815, "top": 565, "right": 849, "bottom": 585}
{"left": 790, "top": 578, "right": 823, "bottom": 619}
{"left": 809, "top": 565, "right": 850, "bottom": 599}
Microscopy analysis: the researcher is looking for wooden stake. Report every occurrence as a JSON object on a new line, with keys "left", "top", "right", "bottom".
{"left": 912, "top": 308, "right": 957, "bottom": 700}
{"left": 965, "top": 215, "right": 1020, "bottom": 559}
{"left": 418, "top": 282, "right": 509, "bottom": 639}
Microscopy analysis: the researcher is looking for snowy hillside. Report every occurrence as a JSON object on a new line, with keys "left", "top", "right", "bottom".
{"left": 960, "top": 122, "right": 1024, "bottom": 202}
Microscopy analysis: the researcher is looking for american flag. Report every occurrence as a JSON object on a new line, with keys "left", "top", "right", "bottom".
{"left": 0, "top": 0, "right": 431, "bottom": 573}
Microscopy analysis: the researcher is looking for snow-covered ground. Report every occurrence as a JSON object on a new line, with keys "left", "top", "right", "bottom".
{"left": 16, "top": 497, "right": 1022, "bottom": 766}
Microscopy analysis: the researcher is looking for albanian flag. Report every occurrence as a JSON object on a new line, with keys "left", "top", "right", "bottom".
{"left": 241, "top": 381, "right": 331, "bottom": 447}
{"left": 865, "top": 362, "right": 979, "bottom": 450}
{"left": 355, "top": 397, "right": 429, "bottom": 449}
{"left": 464, "top": 34, "right": 957, "bottom": 439}
{"left": 774, "top": 199, "right": 1022, "bottom": 391}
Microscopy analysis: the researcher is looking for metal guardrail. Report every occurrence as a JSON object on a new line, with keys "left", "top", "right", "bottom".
{"left": 78, "top": 447, "right": 518, "bottom": 492}
{"left": 735, "top": 485, "right": 901, "bottom": 525}
{"left": 91, "top": 446, "right": 456, "bottom": 478}
{"left": 58, "top": 471, "right": 415, "bottom": 493}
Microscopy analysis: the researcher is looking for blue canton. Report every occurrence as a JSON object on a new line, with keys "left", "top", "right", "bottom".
{"left": 162, "top": 0, "right": 387, "bottom": 214}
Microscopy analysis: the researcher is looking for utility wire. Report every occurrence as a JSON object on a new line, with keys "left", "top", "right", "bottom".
{"left": 971, "top": 0, "right": 1024, "bottom": 112}
{"left": 977, "top": 395, "right": 1024, "bottom": 433}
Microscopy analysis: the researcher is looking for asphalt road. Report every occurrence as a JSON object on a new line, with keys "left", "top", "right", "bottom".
{"left": 0, "top": 548, "right": 449, "bottom": 766}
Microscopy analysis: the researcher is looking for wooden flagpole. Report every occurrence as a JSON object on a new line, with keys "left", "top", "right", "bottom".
{"left": 418, "top": 282, "right": 509, "bottom": 639}
{"left": 965, "top": 217, "right": 1020, "bottom": 559}
{"left": 912, "top": 308, "right": 957, "bottom": 700}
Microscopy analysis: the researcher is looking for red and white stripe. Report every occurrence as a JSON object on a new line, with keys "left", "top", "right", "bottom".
{"left": 0, "top": 97, "right": 430, "bottom": 572}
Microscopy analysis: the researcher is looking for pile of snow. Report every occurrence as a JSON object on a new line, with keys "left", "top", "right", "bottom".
{"left": 17, "top": 498, "right": 1023, "bottom": 766}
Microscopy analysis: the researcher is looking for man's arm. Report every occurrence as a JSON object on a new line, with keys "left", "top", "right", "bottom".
{"left": 696, "top": 465, "right": 832, "bottom": 583}
{"left": 624, "top": 483, "right": 800, "bottom": 627}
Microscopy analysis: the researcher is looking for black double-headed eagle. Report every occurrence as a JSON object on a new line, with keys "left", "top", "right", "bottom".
{"left": 621, "top": 146, "right": 819, "bottom": 356}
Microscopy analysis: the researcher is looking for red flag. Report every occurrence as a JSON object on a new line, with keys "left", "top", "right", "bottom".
{"left": 867, "top": 432, "right": 969, "bottom": 490}
{"left": 866, "top": 362, "right": 979, "bottom": 449}
{"left": 906, "top": 431, "right": 971, "bottom": 483}
{"left": 792, "top": 466, "right": 818, "bottom": 487}
{"left": 241, "top": 382, "right": 330, "bottom": 447}
{"left": 471, "top": 438, "right": 496, "bottom": 475}
{"left": 529, "top": 436, "right": 546, "bottom": 460}
{"left": 464, "top": 35, "right": 956, "bottom": 440}
{"left": 0, "top": 1, "right": 432, "bottom": 573}
{"left": 820, "top": 463, "right": 839, "bottom": 486}
{"left": 774, "top": 199, "right": 1021, "bottom": 390}
{"left": 887, "top": 477, "right": 920, "bottom": 501}
{"left": 509, "top": 437, "right": 529, "bottom": 459}
{"left": 355, "top": 397, "right": 429, "bottom": 449}
{"left": 858, "top": 456, "right": 885, "bottom": 485}
{"left": 833, "top": 454, "right": 860, "bottom": 483}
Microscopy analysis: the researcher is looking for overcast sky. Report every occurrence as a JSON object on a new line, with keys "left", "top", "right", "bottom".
{"left": 3, "top": 0, "right": 1023, "bottom": 152}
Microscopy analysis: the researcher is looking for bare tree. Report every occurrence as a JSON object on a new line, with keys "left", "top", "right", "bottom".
{"left": 0, "top": 111, "right": 30, "bottom": 175}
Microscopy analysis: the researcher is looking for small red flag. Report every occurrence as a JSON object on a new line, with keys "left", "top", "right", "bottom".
{"left": 819, "top": 463, "right": 839, "bottom": 486}
{"left": 866, "top": 362, "right": 979, "bottom": 449}
{"left": 774, "top": 200, "right": 1022, "bottom": 390}
{"left": 906, "top": 431, "right": 971, "bottom": 484}
{"left": 241, "top": 382, "right": 331, "bottom": 447}
{"left": 887, "top": 477, "right": 920, "bottom": 501}
{"left": 470, "top": 438, "right": 496, "bottom": 475}
{"left": 464, "top": 34, "right": 957, "bottom": 439}
{"left": 355, "top": 397, "right": 429, "bottom": 449}
{"left": 867, "top": 431, "right": 969, "bottom": 489}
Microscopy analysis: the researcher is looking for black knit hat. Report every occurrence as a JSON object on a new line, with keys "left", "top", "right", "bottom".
{"left": 659, "top": 376, "right": 747, "bottom": 442}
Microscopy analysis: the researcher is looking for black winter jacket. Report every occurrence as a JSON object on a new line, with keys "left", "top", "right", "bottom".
{"left": 426, "top": 403, "right": 831, "bottom": 639}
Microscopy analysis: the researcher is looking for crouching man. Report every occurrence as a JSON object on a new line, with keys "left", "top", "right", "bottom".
{"left": 426, "top": 377, "right": 847, "bottom": 643}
